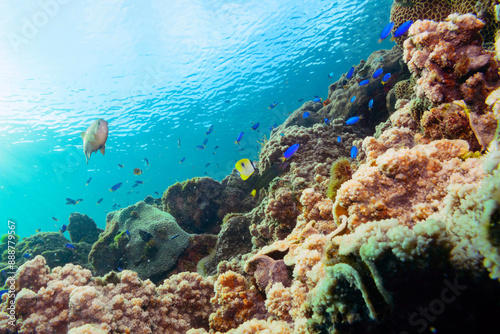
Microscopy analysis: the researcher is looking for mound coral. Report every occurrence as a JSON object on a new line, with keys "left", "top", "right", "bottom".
{"left": 89, "top": 200, "right": 190, "bottom": 282}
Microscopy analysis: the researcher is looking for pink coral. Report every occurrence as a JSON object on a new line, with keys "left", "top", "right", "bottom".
{"left": 209, "top": 271, "right": 267, "bottom": 332}
{"left": 334, "top": 139, "right": 485, "bottom": 229}
{"left": 403, "top": 14, "right": 499, "bottom": 109}
{"left": 1, "top": 256, "right": 215, "bottom": 334}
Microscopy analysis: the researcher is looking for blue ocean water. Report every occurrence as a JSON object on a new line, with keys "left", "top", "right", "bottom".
{"left": 0, "top": 0, "right": 393, "bottom": 238}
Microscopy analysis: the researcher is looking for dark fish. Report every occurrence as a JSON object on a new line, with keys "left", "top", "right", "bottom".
{"left": 178, "top": 138, "right": 181, "bottom": 148}
{"left": 298, "top": 98, "right": 304, "bottom": 102}
{"left": 155, "top": 191, "right": 160, "bottom": 195}
{"left": 133, "top": 168, "right": 143, "bottom": 175}
{"left": 76, "top": 199, "right": 83, "bottom": 203}
{"left": 203, "top": 138, "right": 209, "bottom": 145}
{"left": 225, "top": 100, "right": 231, "bottom": 103}
{"left": 251, "top": 123, "right": 260, "bottom": 130}
{"left": 268, "top": 101, "right": 278, "bottom": 109}
{"left": 118, "top": 164, "right": 124, "bottom": 168}
{"left": 139, "top": 230, "right": 154, "bottom": 242}
{"left": 144, "top": 158, "right": 149, "bottom": 166}
{"left": 65, "top": 198, "right": 77, "bottom": 205}
{"left": 196, "top": 145, "right": 205, "bottom": 150}
{"left": 206, "top": 125, "right": 214, "bottom": 135}
{"left": 110, "top": 183, "right": 123, "bottom": 192}
{"left": 205, "top": 162, "right": 211, "bottom": 167}
{"left": 97, "top": 198, "right": 103, "bottom": 204}
{"left": 86, "top": 177, "right": 92, "bottom": 186}
{"left": 60, "top": 224, "right": 67, "bottom": 233}
{"left": 251, "top": 161, "right": 289, "bottom": 197}
{"left": 180, "top": 157, "right": 186, "bottom": 163}
{"left": 170, "top": 234, "right": 180, "bottom": 240}
{"left": 52, "top": 217, "right": 59, "bottom": 221}
{"left": 65, "top": 243, "right": 76, "bottom": 250}
{"left": 214, "top": 145, "right": 219, "bottom": 150}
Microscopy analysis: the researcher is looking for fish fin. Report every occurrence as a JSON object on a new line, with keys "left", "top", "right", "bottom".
{"left": 251, "top": 189, "right": 256, "bottom": 197}
{"left": 377, "top": 38, "right": 382, "bottom": 43}
{"left": 99, "top": 146, "right": 105, "bottom": 155}
{"left": 279, "top": 157, "right": 286, "bottom": 162}
{"left": 390, "top": 36, "right": 395, "bottom": 42}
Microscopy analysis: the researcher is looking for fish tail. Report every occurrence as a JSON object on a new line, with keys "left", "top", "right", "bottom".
{"left": 377, "top": 38, "right": 382, "bottom": 43}
{"left": 390, "top": 36, "right": 395, "bottom": 42}
{"left": 279, "top": 157, "right": 286, "bottom": 162}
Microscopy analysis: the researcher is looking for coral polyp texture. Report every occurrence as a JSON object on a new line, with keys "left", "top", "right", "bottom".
{"left": 4, "top": 12, "right": 500, "bottom": 334}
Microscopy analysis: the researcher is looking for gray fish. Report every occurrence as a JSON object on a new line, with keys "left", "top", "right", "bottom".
{"left": 81, "top": 119, "right": 108, "bottom": 164}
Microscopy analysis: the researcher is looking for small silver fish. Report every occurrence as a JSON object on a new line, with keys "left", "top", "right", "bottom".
{"left": 81, "top": 119, "right": 108, "bottom": 164}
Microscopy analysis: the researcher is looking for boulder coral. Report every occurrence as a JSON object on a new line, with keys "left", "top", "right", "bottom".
{"left": 89, "top": 200, "right": 190, "bottom": 282}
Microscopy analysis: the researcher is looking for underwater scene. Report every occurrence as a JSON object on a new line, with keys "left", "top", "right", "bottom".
{"left": 1, "top": 0, "right": 500, "bottom": 333}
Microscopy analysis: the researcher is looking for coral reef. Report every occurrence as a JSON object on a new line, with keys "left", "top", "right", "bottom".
{"left": 162, "top": 175, "right": 256, "bottom": 235}
{"left": 89, "top": 200, "right": 190, "bottom": 282}
{"left": 326, "top": 157, "right": 353, "bottom": 201}
{"left": 403, "top": 13, "right": 499, "bottom": 113}
{"left": 390, "top": 0, "right": 499, "bottom": 47}
{"left": 0, "top": 256, "right": 215, "bottom": 334}
{"left": 67, "top": 212, "right": 103, "bottom": 244}
{"left": 0, "top": 232, "right": 91, "bottom": 271}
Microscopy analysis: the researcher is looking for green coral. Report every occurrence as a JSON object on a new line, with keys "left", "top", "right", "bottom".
{"left": 326, "top": 158, "right": 353, "bottom": 201}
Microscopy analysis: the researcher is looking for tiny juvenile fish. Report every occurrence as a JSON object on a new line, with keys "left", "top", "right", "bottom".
{"left": 313, "top": 96, "right": 322, "bottom": 103}
{"left": 373, "top": 68, "right": 383, "bottom": 79}
{"left": 298, "top": 98, "right": 304, "bottom": 102}
{"left": 235, "top": 132, "right": 244, "bottom": 145}
{"left": 303, "top": 111, "right": 310, "bottom": 118}
{"left": 195, "top": 145, "right": 205, "bottom": 150}
{"left": 346, "top": 115, "right": 363, "bottom": 125}
{"left": 144, "top": 158, "right": 149, "bottom": 166}
{"left": 203, "top": 138, "right": 209, "bottom": 145}
{"left": 346, "top": 66, "right": 355, "bottom": 79}
{"left": 86, "top": 177, "right": 92, "bottom": 186}
{"left": 206, "top": 125, "right": 214, "bottom": 135}
{"left": 23, "top": 253, "right": 31, "bottom": 259}
{"left": 35, "top": 228, "right": 42, "bottom": 233}
{"left": 378, "top": 22, "right": 394, "bottom": 43}
{"left": 328, "top": 72, "right": 334, "bottom": 78}
{"left": 180, "top": 157, "right": 186, "bottom": 163}
{"left": 251, "top": 123, "right": 260, "bottom": 130}
{"left": 155, "top": 191, "right": 160, "bottom": 195}
{"left": 268, "top": 101, "right": 278, "bottom": 109}
{"left": 350, "top": 96, "right": 356, "bottom": 103}
{"left": 65, "top": 243, "right": 76, "bottom": 250}
{"left": 359, "top": 79, "right": 370, "bottom": 86}
{"left": 368, "top": 99, "right": 374, "bottom": 109}
{"left": 205, "top": 162, "right": 210, "bottom": 167}
{"left": 392, "top": 20, "right": 413, "bottom": 40}
{"left": 52, "top": 217, "right": 59, "bottom": 221}
{"left": 97, "top": 198, "right": 103, "bottom": 204}
{"left": 133, "top": 168, "right": 143, "bottom": 175}
{"left": 110, "top": 182, "right": 123, "bottom": 192}
{"left": 351, "top": 146, "right": 358, "bottom": 159}
{"left": 118, "top": 164, "right": 124, "bottom": 168}
{"left": 381, "top": 73, "right": 391, "bottom": 85}
{"left": 178, "top": 138, "right": 181, "bottom": 148}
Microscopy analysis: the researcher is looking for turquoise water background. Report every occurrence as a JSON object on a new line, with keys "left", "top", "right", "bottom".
{"left": 0, "top": 0, "right": 393, "bottom": 238}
